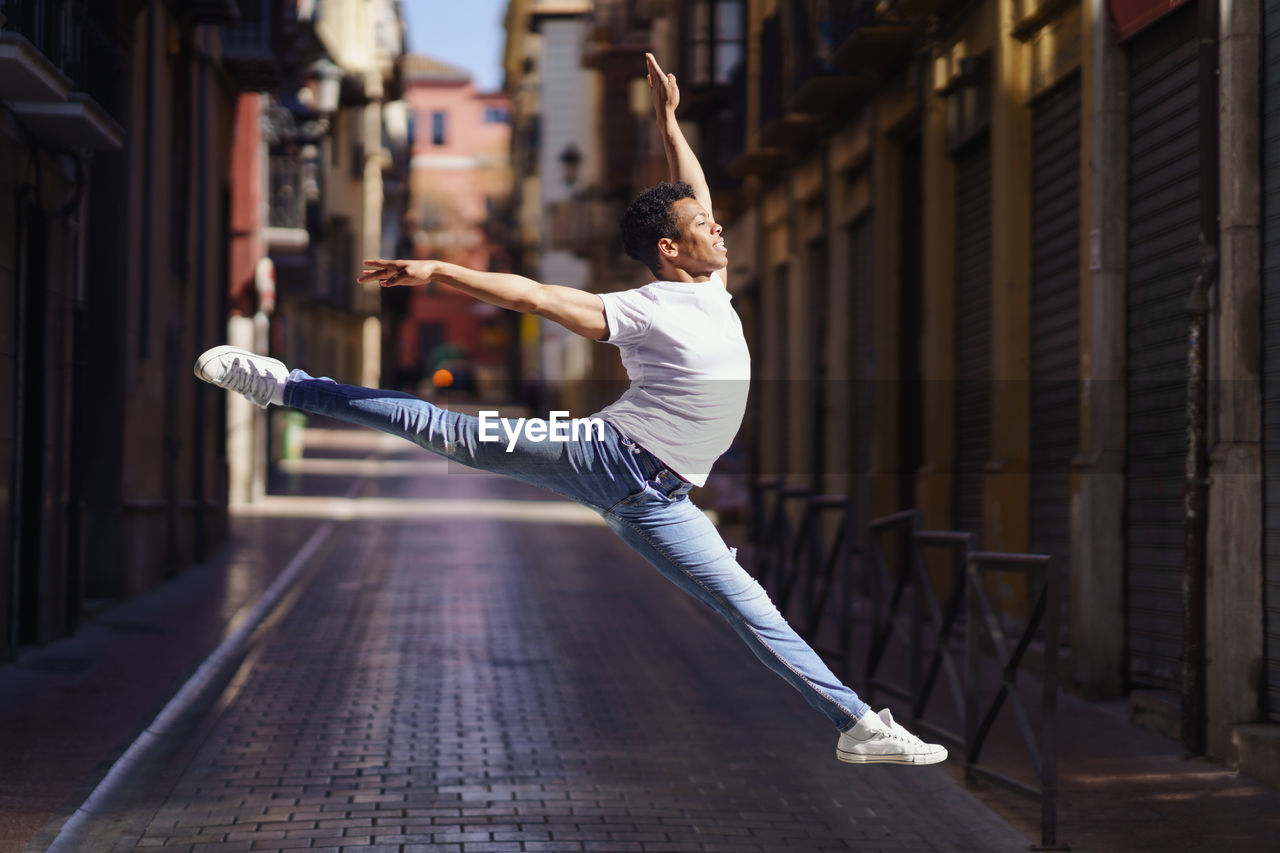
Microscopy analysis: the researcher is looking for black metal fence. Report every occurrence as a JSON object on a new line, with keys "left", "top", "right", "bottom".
{"left": 751, "top": 487, "right": 1065, "bottom": 850}
{"left": 268, "top": 152, "right": 307, "bottom": 230}
{"left": 751, "top": 480, "right": 857, "bottom": 670}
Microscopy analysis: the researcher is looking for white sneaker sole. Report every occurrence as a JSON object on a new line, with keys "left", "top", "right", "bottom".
{"left": 194, "top": 345, "right": 286, "bottom": 383}
{"left": 836, "top": 746, "right": 948, "bottom": 765}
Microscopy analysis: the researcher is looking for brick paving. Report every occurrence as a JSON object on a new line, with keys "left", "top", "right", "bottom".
{"left": 11, "top": 424, "right": 1280, "bottom": 852}
{"left": 0, "top": 515, "right": 326, "bottom": 853}
{"left": 101, "top": 430, "right": 1025, "bottom": 853}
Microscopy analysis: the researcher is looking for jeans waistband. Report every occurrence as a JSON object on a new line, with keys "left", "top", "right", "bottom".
{"left": 624, "top": 437, "right": 693, "bottom": 498}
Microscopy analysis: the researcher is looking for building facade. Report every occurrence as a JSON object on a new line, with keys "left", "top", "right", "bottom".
{"left": 504, "top": 0, "right": 608, "bottom": 412}
{"left": 393, "top": 53, "right": 515, "bottom": 397}
{"left": 0, "top": 0, "right": 409, "bottom": 661}
{"left": 2, "top": 0, "right": 237, "bottom": 660}
{"left": 222, "top": 0, "right": 409, "bottom": 502}
{"left": 503, "top": 0, "right": 1280, "bottom": 786}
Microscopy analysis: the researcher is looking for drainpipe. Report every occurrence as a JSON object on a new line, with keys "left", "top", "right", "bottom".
{"left": 1183, "top": 0, "right": 1219, "bottom": 758}
{"left": 193, "top": 52, "right": 208, "bottom": 563}
{"left": 140, "top": 0, "right": 155, "bottom": 361}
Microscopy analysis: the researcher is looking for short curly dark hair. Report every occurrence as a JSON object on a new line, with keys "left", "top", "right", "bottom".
{"left": 619, "top": 181, "right": 697, "bottom": 276}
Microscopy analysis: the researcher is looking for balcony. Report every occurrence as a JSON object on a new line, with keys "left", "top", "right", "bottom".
{"left": 1, "top": 1, "right": 125, "bottom": 148}
{"left": 830, "top": 18, "right": 919, "bottom": 74}
{"left": 728, "top": 147, "right": 784, "bottom": 181}
{"left": 188, "top": 0, "right": 242, "bottom": 25}
{"left": 756, "top": 9, "right": 816, "bottom": 153}
{"left": 8, "top": 91, "right": 123, "bottom": 150}
{"left": 547, "top": 189, "right": 621, "bottom": 262}
{"left": 0, "top": 30, "right": 71, "bottom": 103}
{"left": 222, "top": 9, "right": 281, "bottom": 90}
{"left": 266, "top": 151, "right": 313, "bottom": 251}
{"left": 784, "top": 1, "right": 896, "bottom": 120}
{"left": 897, "top": 0, "right": 968, "bottom": 19}
{"left": 222, "top": 1, "right": 317, "bottom": 92}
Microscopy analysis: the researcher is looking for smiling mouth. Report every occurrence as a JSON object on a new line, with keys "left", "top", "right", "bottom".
{"left": 716, "top": 239, "right": 727, "bottom": 251}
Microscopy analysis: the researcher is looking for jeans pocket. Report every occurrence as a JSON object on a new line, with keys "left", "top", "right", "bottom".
{"left": 613, "top": 482, "right": 675, "bottom": 512}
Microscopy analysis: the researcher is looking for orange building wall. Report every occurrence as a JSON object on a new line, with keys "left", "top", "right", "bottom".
{"left": 228, "top": 93, "right": 265, "bottom": 315}
{"left": 399, "top": 72, "right": 514, "bottom": 388}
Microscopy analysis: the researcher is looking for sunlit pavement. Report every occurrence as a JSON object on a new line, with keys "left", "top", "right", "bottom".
{"left": 7, "top": 423, "right": 1026, "bottom": 853}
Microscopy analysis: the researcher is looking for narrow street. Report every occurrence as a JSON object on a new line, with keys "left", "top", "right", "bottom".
{"left": 25, "top": 425, "right": 1024, "bottom": 853}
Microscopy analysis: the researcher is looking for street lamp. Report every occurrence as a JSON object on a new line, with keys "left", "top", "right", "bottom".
{"left": 310, "top": 57, "right": 343, "bottom": 116}
{"left": 558, "top": 142, "right": 582, "bottom": 188}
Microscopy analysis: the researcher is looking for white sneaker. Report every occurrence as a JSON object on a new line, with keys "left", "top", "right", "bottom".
{"left": 194, "top": 345, "right": 289, "bottom": 409}
{"left": 836, "top": 708, "right": 948, "bottom": 765}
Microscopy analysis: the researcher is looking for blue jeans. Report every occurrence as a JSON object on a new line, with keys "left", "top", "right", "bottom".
{"left": 284, "top": 372, "right": 870, "bottom": 731}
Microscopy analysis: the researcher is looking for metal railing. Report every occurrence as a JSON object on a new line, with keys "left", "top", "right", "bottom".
{"left": 221, "top": 10, "right": 273, "bottom": 56}
{"left": 754, "top": 498, "right": 1064, "bottom": 850}
{"left": 4, "top": 0, "right": 126, "bottom": 117}
{"left": 268, "top": 153, "right": 307, "bottom": 230}
{"left": 751, "top": 479, "right": 857, "bottom": 676}
{"left": 867, "top": 514, "right": 971, "bottom": 733}
{"left": 965, "top": 550, "right": 1062, "bottom": 849}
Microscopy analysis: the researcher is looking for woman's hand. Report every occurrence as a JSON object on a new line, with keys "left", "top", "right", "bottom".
{"left": 359, "top": 258, "right": 438, "bottom": 287}
{"left": 646, "top": 52, "right": 679, "bottom": 117}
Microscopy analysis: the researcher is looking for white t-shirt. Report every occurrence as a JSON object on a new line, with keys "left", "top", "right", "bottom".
{"left": 593, "top": 272, "right": 750, "bottom": 487}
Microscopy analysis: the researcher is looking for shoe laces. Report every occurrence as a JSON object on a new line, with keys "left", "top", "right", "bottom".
{"left": 881, "top": 719, "right": 927, "bottom": 747}
{"left": 874, "top": 711, "right": 929, "bottom": 748}
{"left": 222, "top": 357, "right": 276, "bottom": 403}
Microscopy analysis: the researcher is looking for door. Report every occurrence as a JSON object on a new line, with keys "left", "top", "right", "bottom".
{"left": 1124, "top": 6, "right": 1199, "bottom": 692}
{"left": 1030, "top": 73, "right": 1082, "bottom": 627}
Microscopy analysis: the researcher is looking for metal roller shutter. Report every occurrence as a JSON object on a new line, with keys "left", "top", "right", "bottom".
{"left": 899, "top": 137, "right": 925, "bottom": 511}
{"left": 1125, "top": 6, "right": 1198, "bottom": 693}
{"left": 849, "top": 216, "right": 875, "bottom": 486}
{"left": 1262, "top": 0, "right": 1280, "bottom": 723}
{"left": 1030, "top": 74, "right": 1081, "bottom": 617}
{"left": 954, "top": 135, "right": 991, "bottom": 542}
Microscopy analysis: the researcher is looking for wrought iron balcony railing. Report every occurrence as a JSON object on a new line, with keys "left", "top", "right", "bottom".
{"left": 269, "top": 152, "right": 309, "bottom": 231}
{"left": 3, "top": 0, "right": 126, "bottom": 118}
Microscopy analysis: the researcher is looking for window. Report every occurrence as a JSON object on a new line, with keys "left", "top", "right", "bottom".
{"left": 689, "top": 0, "right": 745, "bottom": 87}
{"left": 431, "top": 110, "right": 447, "bottom": 145}
{"left": 484, "top": 105, "right": 510, "bottom": 124}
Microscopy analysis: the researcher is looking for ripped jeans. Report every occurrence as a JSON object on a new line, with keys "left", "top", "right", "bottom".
{"left": 284, "top": 371, "right": 870, "bottom": 730}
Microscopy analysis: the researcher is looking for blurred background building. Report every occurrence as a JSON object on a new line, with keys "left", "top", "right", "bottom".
{"left": 0, "top": 0, "right": 411, "bottom": 652}
{"left": 505, "top": 0, "right": 606, "bottom": 413}
{"left": 390, "top": 52, "right": 515, "bottom": 399}
{"left": 222, "top": 0, "right": 409, "bottom": 504}
{"left": 2, "top": 0, "right": 234, "bottom": 661}
{"left": 495, "top": 0, "right": 1280, "bottom": 788}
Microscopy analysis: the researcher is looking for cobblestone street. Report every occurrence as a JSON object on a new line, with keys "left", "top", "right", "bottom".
{"left": 34, "top": 427, "right": 1024, "bottom": 853}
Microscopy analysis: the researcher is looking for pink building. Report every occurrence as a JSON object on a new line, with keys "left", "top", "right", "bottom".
{"left": 396, "top": 54, "right": 514, "bottom": 393}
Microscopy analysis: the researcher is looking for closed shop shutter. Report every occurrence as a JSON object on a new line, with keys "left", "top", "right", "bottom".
{"left": 1030, "top": 74, "right": 1081, "bottom": 613}
{"left": 899, "top": 137, "right": 925, "bottom": 510}
{"left": 849, "top": 216, "right": 875, "bottom": 487}
{"left": 1261, "top": 0, "right": 1280, "bottom": 723}
{"left": 954, "top": 134, "right": 992, "bottom": 542}
{"left": 1125, "top": 5, "right": 1198, "bottom": 692}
